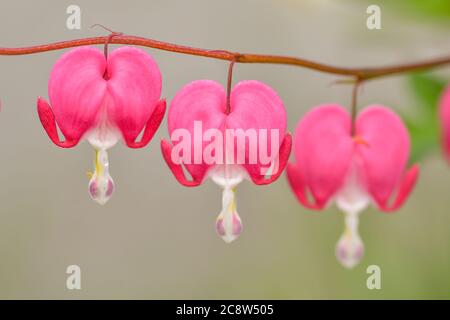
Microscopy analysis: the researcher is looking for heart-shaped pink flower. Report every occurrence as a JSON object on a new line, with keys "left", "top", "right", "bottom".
{"left": 37, "top": 46, "right": 165, "bottom": 204}
{"left": 161, "top": 80, "right": 292, "bottom": 242}
{"left": 287, "top": 104, "right": 419, "bottom": 268}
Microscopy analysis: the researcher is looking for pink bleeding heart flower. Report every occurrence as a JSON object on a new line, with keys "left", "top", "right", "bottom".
{"left": 37, "top": 46, "right": 165, "bottom": 205}
{"left": 439, "top": 85, "right": 450, "bottom": 161}
{"left": 161, "top": 80, "right": 292, "bottom": 243}
{"left": 286, "top": 104, "right": 419, "bottom": 268}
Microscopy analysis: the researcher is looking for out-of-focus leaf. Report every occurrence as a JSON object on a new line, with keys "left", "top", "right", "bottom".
{"left": 408, "top": 73, "right": 446, "bottom": 116}
{"left": 406, "top": 0, "right": 450, "bottom": 18}
{"left": 401, "top": 72, "right": 447, "bottom": 163}
{"left": 404, "top": 116, "right": 439, "bottom": 164}
{"left": 376, "top": 0, "right": 450, "bottom": 20}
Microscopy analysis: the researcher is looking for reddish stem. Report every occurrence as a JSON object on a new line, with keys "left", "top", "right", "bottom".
{"left": 226, "top": 59, "right": 236, "bottom": 114}
{"left": 1, "top": 35, "right": 450, "bottom": 81}
{"left": 350, "top": 78, "right": 362, "bottom": 135}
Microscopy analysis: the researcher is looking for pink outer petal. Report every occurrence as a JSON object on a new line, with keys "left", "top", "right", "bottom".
{"left": 165, "top": 80, "right": 227, "bottom": 185}
{"left": 227, "top": 80, "right": 286, "bottom": 132}
{"left": 106, "top": 46, "right": 163, "bottom": 145}
{"left": 355, "top": 105, "right": 418, "bottom": 211}
{"left": 287, "top": 104, "right": 353, "bottom": 209}
{"left": 286, "top": 162, "right": 322, "bottom": 209}
{"left": 439, "top": 85, "right": 450, "bottom": 161}
{"left": 126, "top": 99, "right": 166, "bottom": 148}
{"left": 161, "top": 139, "right": 204, "bottom": 186}
{"left": 226, "top": 80, "right": 288, "bottom": 182}
{"left": 168, "top": 80, "right": 226, "bottom": 133}
{"left": 48, "top": 46, "right": 107, "bottom": 144}
{"left": 247, "top": 133, "right": 292, "bottom": 185}
{"left": 37, "top": 97, "right": 79, "bottom": 148}
{"left": 378, "top": 164, "right": 420, "bottom": 212}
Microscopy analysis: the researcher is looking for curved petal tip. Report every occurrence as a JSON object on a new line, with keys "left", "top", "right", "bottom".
{"left": 37, "top": 97, "right": 78, "bottom": 148}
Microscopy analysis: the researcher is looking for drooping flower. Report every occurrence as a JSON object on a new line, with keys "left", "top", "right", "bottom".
{"left": 286, "top": 104, "right": 419, "bottom": 268}
{"left": 439, "top": 85, "right": 450, "bottom": 160}
{"left": 37, "top": 46, "right": 165, "bottom": 204}
{"left": 161, "top": 80, "right": 292, "bottom": 243}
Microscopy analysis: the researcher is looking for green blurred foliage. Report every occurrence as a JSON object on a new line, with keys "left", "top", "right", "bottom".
{"left": 378, "top": 0, "right": 450, "bottom": 20}
{"left": 403, "top": 73, "right": 446, "bottom": 163}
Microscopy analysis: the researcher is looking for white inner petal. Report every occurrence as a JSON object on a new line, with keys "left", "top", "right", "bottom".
{"left": 208, "top": 164, "right": 248, "bottom": 189}
{"left": 88, "top": 148, "right": 115, "bottom": 205}
{"left": 87, "top": 125, "right": 120, "bottom": 150}
{"left": 86, "top": 106, "right": 120, "bottom": 150}
{"left": 209, "top": 165, "right": 246, "bottom": 243}
{"left": 336, "top": 217, "right": 364, "bottom": 269}
{"left": 216, "top": 188, "right": 243, "bottom": 243}
{"left": 335, "top": 160, "right": 370, "bottom": 216}
{"left": 334, "top": 158, "right": 368, "bottom": 268}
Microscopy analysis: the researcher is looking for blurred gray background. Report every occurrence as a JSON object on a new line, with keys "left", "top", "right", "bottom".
{"left": 0, "top": 0, "right": 450, "bottom": 299}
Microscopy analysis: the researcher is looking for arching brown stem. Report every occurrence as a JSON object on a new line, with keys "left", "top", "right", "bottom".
{"left": 1, "top": 35, "right": 450, "bottom": 81}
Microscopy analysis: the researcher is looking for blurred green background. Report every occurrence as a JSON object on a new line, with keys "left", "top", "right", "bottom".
{"left": 0, "top": 0, "right": 449, "bottom": 299}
